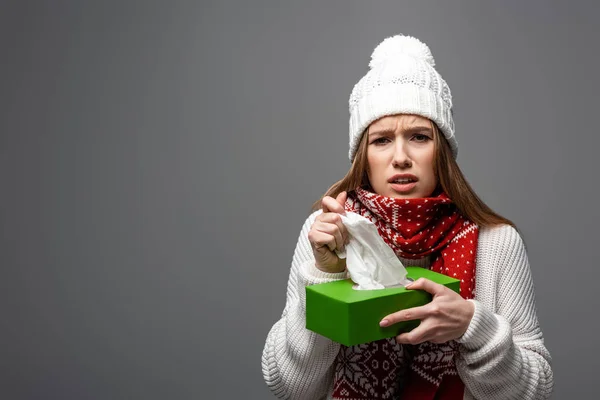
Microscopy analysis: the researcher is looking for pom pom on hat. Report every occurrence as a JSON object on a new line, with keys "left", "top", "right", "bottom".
{"left": 369, "top": 35, "right": 436, "bottom": 69}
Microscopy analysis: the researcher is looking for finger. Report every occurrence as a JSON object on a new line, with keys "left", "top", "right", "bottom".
{"left": 317, "top": 212, "right": 343, "bottom": 225}
{"left": 396, "top": 326, "right": 431, "bottom": 345}
{"left": 322, "top": 196, "right": 346, "bottom": 215}
{"left": 395, "top": 320, "right": 434, "bottom": 345}
{"left": 379, "top": 304, "right": 430, "bottom": 327}
{"left": 313, "top": 221, "right": 345, "bottom": 252}
{"left": 321, "top": 196, "right": 333, "bottom": 213}
{"left": 318, "top": 213, "right": 349, "bottom": 244}
{"left": 308, "top": 230, "right": 336, "bottom": 252}
{"left": 335, "top": 191, "right": 347, "bottom": 208}
{"left": 405, "top": 277, "right": 445, "bottom": 296}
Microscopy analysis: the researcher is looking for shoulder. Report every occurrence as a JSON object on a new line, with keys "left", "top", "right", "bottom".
{"left": 477, "top": 223, "right": 525, "bottom": 255}
{"left": 475, "top": 223, "right": 530, "bottom": 287}
{"left": 475, "top": 223, "right": 527, "bottom": 276}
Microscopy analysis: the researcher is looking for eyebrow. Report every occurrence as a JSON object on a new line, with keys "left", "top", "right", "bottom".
{"left": 368, "top": 125, "right": 433, "bottom": 136}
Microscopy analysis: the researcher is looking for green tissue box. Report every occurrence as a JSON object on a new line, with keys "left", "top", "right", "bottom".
{"left": 305, "top": 266, "right": 460, "bottom": 346}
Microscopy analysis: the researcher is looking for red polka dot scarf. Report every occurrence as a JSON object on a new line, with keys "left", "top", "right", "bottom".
{"left": 331, "top": 187, "right": 478, "bottom": 400}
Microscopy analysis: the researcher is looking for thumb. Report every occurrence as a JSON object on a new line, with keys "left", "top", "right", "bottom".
{"left": 336, "top": 191, "right": 347, "bottom": 212}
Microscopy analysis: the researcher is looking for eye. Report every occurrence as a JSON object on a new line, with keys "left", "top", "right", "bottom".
{"left": 412, "top": 133, "right": 431, "bottom": 142}
{"left": 371, "top": 137, "right": 391, "bottom": 145}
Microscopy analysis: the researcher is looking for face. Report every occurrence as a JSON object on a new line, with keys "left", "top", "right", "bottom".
{"left": 366, "top": 114, "right": 437, "bottom": 199}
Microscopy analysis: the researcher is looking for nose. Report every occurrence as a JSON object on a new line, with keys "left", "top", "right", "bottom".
{"left": 392, "top": 140, "right": 412, "bottom": 168}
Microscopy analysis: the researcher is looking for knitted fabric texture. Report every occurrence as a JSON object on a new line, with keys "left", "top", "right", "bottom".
{"left": 331, "top": 188, "right": 478, "bottom": 400}
{"left": 261, "top": 220, "right": 554, "bottom": 399}
{"left": 348, "top": 35, "right": 457, "bottom": 161}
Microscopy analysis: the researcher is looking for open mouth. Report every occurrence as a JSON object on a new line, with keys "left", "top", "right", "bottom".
{"left": 391, "top": 178, "right": 416, "bottom": 184}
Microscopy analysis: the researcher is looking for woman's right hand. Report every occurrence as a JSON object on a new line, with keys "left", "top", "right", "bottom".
{"left": 307, "top": 191, "right": 349, "bottom": 273}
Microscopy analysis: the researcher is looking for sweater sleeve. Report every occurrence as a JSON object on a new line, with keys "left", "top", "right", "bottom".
{"left": 455, "top": 225, "right": 554, "bottom": 399}
{"left": 262, "top": 211, "right": 348, "bottom": 399}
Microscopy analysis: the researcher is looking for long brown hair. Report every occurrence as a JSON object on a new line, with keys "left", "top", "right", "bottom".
{"left": 311, "top": 121, "right": 515, "bottom": 228}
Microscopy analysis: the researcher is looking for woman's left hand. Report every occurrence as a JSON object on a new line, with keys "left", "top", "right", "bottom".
{"left": 379, "top": 278, "right": 475, "bottom": 345}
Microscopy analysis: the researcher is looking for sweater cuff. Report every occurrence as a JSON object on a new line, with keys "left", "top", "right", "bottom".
{"left": 299, "top": 260, "right": 348, "bottom": 286}
{"left": 456, "top": 299, "right": 500, "bottom": 350}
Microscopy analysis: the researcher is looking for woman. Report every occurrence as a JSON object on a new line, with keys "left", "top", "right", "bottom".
{"left": 262, "top": 35, "right": 553, "bottom": 399}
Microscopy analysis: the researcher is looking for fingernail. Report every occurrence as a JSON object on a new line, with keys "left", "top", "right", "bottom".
{"left": 379, "top": 319, "right": 389, "bottom": 327}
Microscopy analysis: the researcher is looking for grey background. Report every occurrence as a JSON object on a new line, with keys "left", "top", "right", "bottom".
{"left": 1, "top": 0, "right": 598, "bottom": 398}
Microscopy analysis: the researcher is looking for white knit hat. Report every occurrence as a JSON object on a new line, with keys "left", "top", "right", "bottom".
{"left": 348, "top": 35, "right": 457, "bottom": 161}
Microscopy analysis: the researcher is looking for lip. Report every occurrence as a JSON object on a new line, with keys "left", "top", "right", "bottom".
{"left": 388, "top": 174, "right": 418, "bottom": 183}
{"left": 388, "top": 174, "right": 418, "bottom": 194}
{"left": 390, "top": 181, "right": 418, "bottom": 193}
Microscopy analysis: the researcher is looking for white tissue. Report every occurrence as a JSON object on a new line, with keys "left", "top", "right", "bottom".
{"left": 336, "top": 211, "right": 410, "bottom": 290}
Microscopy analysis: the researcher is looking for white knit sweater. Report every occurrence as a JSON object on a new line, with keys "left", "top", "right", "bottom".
{"left": 262, "top": 211, "right": 554, "bottom": 399}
